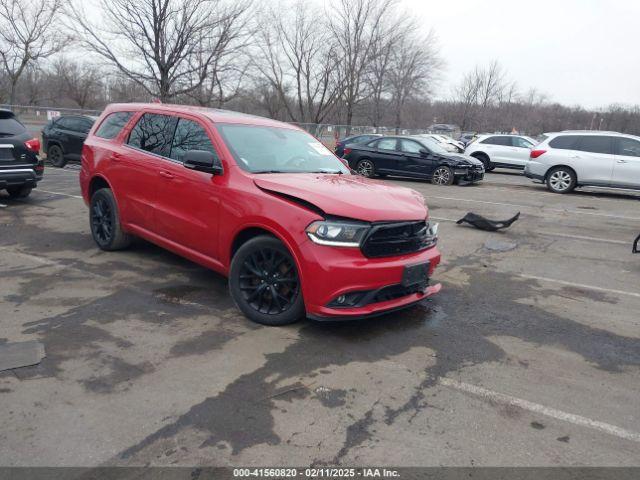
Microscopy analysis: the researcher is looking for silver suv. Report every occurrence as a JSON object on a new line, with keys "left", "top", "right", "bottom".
{"left": 524, "top": 131, "right": 640, "bottom": 193}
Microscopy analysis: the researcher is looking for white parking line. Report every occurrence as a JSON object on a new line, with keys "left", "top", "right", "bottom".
{"left": 440, "top": 378, "right": 640, "bottom": 443}
{"left": 517, "top": 273, "right": 640, "bottom": 299}
{"left": 537, "top": 231, "right": 630, "bottom": 245}
{"left": 35, "top": 189, "right": 83, "bottom": 199}
{"left": 426, "top": 195, "right": 640, "bottom": 221}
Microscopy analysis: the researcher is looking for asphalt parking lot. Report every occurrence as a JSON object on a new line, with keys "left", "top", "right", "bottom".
{"left": 1, "top": 167, "right": 639, "bottom": 467}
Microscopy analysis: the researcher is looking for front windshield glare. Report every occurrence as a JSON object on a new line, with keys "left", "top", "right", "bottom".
{"left": 216, "top": 124, "right": 350, "bottom": 174}
{"left": 420, "top": 137, "right": 449, "bottom": 155}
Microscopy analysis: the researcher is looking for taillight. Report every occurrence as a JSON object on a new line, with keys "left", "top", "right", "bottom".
{"left": 24, "top": 138, "right": 41, "bottom": 153}
{"left": 343, "top": 148, "right": 352, "bottom": 156}
{"left": 530, "top": 149, "right": 546, "bottom": 159}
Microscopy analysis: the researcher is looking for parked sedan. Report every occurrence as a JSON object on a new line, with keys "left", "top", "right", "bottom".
{"left": 42, "top": 114, "right": 98, "bottom": 167}
{"left": 465, "top": 134, "right": 536, "bottom": 171}
{"left": 344, "top": 136, "right": 484, "bottom": 185}
{"left": 334, "top": 133, "right": 381, "bottom": 157}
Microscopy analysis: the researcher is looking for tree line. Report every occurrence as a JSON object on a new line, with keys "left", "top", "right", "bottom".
{"left": 1, "top": 0, "right": 639, "bottom": 136}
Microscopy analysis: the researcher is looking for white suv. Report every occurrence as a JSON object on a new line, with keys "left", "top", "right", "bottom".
{"left": 524, "top": 131, "right": 640, "bottom": 194}
{"left": 464, "top": 134, "right": 536, "bottom": 171}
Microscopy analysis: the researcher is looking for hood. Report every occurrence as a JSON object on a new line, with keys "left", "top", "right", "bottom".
{"left": 253, "top": 173, "right": 427, "bottom": 222}
{"left": 446, "top": 154, "right": 484, "bottom": 167}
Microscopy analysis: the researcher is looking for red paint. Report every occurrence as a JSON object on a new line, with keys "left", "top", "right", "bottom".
{"left": 80, "top": 103, "right": 441, "bottom": 320}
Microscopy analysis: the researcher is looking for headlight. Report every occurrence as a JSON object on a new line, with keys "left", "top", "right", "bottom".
{"left": 425, "top": 222, "right": 439, "bottom": 247}
{"left": 306, "top": 220, "right": 370, "bottom": 247}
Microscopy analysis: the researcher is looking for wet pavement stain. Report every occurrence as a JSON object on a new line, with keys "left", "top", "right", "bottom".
{"left": 530, "top": 421, "right": 546, "bottom": 430}
{"left": 117, "top": 260, "right": 640, "bottom": 464}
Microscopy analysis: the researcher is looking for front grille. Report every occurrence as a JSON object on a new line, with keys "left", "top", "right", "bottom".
{"left": 373, "top": 283, "right": 426, "bottom": 303}
{"left": 361, "top": 220, "right": 431, "bottom": 258}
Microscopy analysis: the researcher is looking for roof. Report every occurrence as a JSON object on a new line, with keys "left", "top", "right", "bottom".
{"left": 104, "top": 103, "right": 297, "bottom": 129}
{"left": 544, "top": 130, "right": 639, "bottom": 139}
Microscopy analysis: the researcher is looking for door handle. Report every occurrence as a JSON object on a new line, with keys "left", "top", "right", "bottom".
{"left": 159, "top": 171, "right": 174, "bottom": 179}
{"left": 617, "top": 159, "right": 628, "bottom": 164}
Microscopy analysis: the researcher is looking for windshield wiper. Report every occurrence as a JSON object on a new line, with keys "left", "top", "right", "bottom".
{"left": 309, "top": 169, "right": 343, "bottom": 174}
{"left": 252, "top": 170, "right": 289, "bottom": 174}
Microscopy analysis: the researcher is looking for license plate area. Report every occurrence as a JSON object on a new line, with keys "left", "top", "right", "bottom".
{"left": 402, "top": 262, "right": 429, "bottom": 288}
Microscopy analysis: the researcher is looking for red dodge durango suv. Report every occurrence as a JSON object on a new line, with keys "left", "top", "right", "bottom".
{"left": 80, "top": 103, "right": 442, "bottom": 325}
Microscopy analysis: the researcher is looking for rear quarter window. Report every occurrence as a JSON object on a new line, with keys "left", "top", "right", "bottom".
{"left": 0, "top": 117, "right": 27, "bottom": 136}
{"left": 95, "top": 112, "right": 134, "bottom": 139}
{"left": 548, "top": 135, "right": 580, "bottom": 150}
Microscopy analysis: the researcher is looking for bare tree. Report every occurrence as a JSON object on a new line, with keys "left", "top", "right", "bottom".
{"left": 53, "top": 58, "right": 104, "bottom": 109}
{"left": 253, "top": 0, "right": 342, "bottom": 125}
{"left": 452, "top": 68, "right": 482, "bottom": 131}
{"left": 387, "top": 28, "right": 441, "bottom": 132}
{"left": 67, "top": 0, "right": 251, "bottom": 102}
{"left": 0, "top": 0, "right": 66, "bottom": 105}
{"left": 328, "top": 0, "right": 396, "bottom": 132}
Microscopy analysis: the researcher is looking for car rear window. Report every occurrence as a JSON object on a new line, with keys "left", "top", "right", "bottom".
{"left": 95, "top": 112, "right": 134, "bottom": 139}
{"left": 549, "top": 135, "right": 580, "bottom": 150}
{"left": 0, "top": 115, "right": 27, "bottom": 136}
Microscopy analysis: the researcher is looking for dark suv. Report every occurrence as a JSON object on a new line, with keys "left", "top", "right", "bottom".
{"left": 0, "top": 109, "right": 43, "bottom": 199}
{"left": 42, "top": 114, "right": 97, "bottom": 167}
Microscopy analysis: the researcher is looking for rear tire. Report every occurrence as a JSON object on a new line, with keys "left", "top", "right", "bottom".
{"left": 47, "top": 144, "right": 67, "bottom": 168}
{"left": 356, "top": 159, "right": 375, "bottom": 178}
{"left": 546, "top": 167, "right": 576, "bottom": 194}
{"left": 6, "top": 185, "right": 32, "bottom": 198}
{"left": 229, "top": 236, "right": 305, "bottom": 326}
{"left": 90, "top": 188, "right": 131, "bottom": 251}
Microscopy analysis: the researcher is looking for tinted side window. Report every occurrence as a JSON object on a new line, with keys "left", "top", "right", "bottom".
{"left": 376, "top": 138, "right": 398, "bottom": 151}
{"left": 54, "top": 117, "right": 74, "bottom": 130}
{"left": 615, "top": 137, "right": 640, "bottom": 157}
{"left": 399, "top": 139, "right": 423, "bottom": 154}
{"left": 481, "top": 136, "right": 510, "bottom": 146}
{"left": 512, "top": 137, "right": 533, "bottom": 148}
{"left": 575, "top": 136, "right": 613, "bottom": 155}
{"left": 549, "top": 135, "right": 580, "bottom": 150}
{"left": 170, "top": 119, "right": 217, "bottom": 163}
{"left": 127, "top": 113, "right": 177, "bottom": 156}
{"left": 95, "top": 112, "right": 134, "bottom": 139}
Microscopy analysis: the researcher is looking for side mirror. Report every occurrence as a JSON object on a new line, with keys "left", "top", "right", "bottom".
{"left": 183, "top": 150, "right": 223, "bottom": 175}
{"left": 419, "top": 148, "right": 430, "bottom": 157}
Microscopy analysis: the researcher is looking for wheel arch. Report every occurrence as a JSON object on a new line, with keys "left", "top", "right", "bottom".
{"left": 88, "top": 175, "right": 113, "bottom": 199}
{"left": 470, "top": 151, "right": 489, "bottom": 161}
{"left": 545, "top": 165, "right": 578, "bottom": 183}
{"left": 46, "top": 140, "right": 65, "bottom": 154}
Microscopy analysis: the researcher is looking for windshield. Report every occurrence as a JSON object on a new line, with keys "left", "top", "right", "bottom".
{"left": 216, "top": 123, "right": 350, "bottom": 174}
{"left": 419, "top": 137, "right": 450, "bottom": 155}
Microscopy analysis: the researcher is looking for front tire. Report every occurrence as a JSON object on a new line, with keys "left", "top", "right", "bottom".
{"left": 229, "top": 236, "right": 305, "bottom": 326}
{"left": 356, "top": 159, "right": 375, "bottom": 178}
{"left": 90, "top": 188, "right": 131, "bottom": 251}
{"left": 473, "top": 153, "right": 494, "bottom": 172}
{"left": 546, "top": 167, "right": 576, "bottom": 194}
{"left": 431, "top": 166, "right": 455, "bottom": 186}
{"left": 6, "top": 185, "right": 32, "bottom": 198}
{"left": 47, "top": 144, "right": 67, "bottom": 168}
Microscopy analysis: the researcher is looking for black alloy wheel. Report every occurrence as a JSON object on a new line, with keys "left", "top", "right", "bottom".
{"left": 48, "top": 145, "right": 66, "bottom": 168}
{"left": 230, "top": 236, "right": 304, "bottom": 326}
{"left": 89, "top": 188, "right": 132, "bottom": 251}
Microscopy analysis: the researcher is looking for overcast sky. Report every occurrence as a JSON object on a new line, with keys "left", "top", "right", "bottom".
{"left": 402, "top": 0, "right": 640, "bottom": 108}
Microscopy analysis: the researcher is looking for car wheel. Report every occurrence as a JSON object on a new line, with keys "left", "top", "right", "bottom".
{"left": 356, "top": 159, "right": 375, "bottom": 178}
{"left": 473, "top": 153, "right": 494, "bottom": 172}
{"left": 90, "top": 188, "right": 132, "bottom": 251}
{"left": 229, "top": 235, "right": 305, "bottom": 326}
{"left": 6, "top": 185, "right": 32, "bottom": 198}
{"left": 546, "top": 167, "right": 576, "bottom": 194}
{"left": 431, "top": 166, "right": 454, "bottom": 186}
{"left": 47, "top": 145, "right": 67, "bottom": 168}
